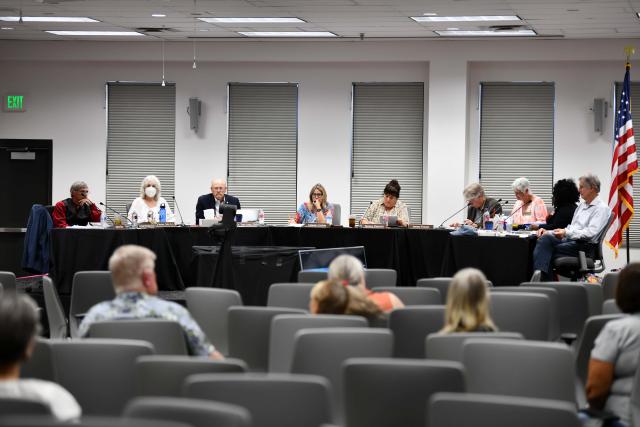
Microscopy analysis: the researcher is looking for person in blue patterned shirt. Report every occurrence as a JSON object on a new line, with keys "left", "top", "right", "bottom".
{"left": 78, "top": 244, "right": 223, "bottom": 359}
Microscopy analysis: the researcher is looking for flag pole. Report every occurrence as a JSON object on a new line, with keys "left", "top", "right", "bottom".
{"left": 625, "top": 45, "right": 634, "bottom": 265}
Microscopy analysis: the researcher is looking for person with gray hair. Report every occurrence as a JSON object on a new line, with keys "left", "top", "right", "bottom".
{"left": 509, "top": 177, "right": 548, "bottom": 225}
{"left": 128, "top": 175, "right": 175, "bottom": 223}
{"left": 451, "top": 183, "right": 502, "bottom": 228}
{"left": 327, "top": 254, "right": 404, "bottom": 312}
{"left": 0, "top": 294, "right": 81, "bottom": 420}
{"left": 533, "top": 174, "right": 611, "bottom": 280}
{"left": 52, "top": 180, "right": 102, "bottom": 228}
{"left": 79, "top": 245, "right": 223, "bottom": 359}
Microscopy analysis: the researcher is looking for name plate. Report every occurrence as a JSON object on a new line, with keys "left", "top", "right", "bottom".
{"left": 408, "top": 224, "right": 434, "bottom": 229}
{"left": 303, "top": 223, "right": 331, "bottom": 228}
{"left": 361, "top": 224, "right": 386, "bottom": 229}
{"left": 237, "top": 222, "right": 259, "bottom": 227}
{"left": 138, "top": 222, "right": 176, "bottom": 228}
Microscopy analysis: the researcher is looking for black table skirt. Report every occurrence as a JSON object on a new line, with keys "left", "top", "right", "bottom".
{"left": 50, "top": 226, "right": 534, "bottom": 296}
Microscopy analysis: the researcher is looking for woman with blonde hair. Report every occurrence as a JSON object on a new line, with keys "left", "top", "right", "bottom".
{"left": 291, "top": 183, "right": 334, "bottom": 224}
{"left": 441, "top": 268, "right": 497, "bottom": 333}
{"left": 309, "top": 279, "right": 383, "bottom": 322}
{"left": 128, "top": 175, "right": 175, "bottom": 223}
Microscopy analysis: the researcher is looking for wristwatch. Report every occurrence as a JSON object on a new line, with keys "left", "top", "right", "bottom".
{"left": 316, "top": 208, "right": 322, "bottom": 213}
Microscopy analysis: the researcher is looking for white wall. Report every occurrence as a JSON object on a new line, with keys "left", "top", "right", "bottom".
{"left": 1, "top": 38, "right": 638, "bottom": 269}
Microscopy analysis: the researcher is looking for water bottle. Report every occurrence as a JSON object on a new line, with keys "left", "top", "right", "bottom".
{"left": 100, "top": 210, "right": 108, "bottom": 227}
{"left": 159, "top": 203, "right": 167, "bottom": 223}
{"left": 258, "top": 209, "right": 265, "bottom": 225}
{"left": 482, "top": 209, "right": 491, "bottom": 230}
{"left": 131, "top": 212, "right": 138, "bottom": 228}
{"left": 147, "top": 210, "right": 154, "bottom": 223}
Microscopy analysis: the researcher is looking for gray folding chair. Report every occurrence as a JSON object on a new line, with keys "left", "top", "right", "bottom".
{"left": 42, "top": 277, "right": 68, "bottom": 339}
{"left": 267, "top": 283, "right": 314, "bottom": 310}
{"left": 416, "top": 278, "right": 451, "bottom": 303}
{"left": 0, "top": 397, "right": 51, "bottom": 416}
{"left": 491, "top": 286, "right": 560, "bottom": 341}
{"left": 21, "top": 338, "right": 55, "bottom": 381}
{"left": 124, "top": 396, "right": 252, "bottom": 427}
{"left": 574, "top": 314, "right": 624, "bottom": 387}
{"left": 0, "top": 271, "right": 17, "bottom": 292}
{"left": 603, "top": 299, "right": 622, "bottom": 314}
{"left": 429, "top": 392, "right": 580, "bottom": 427}
{"left": 135, "top": 355, "right": 247, "bottom": 397}
{"left": 227, "top": 306, "right": 306, "bottom": 371}
{"left": 0, "top": 416, "right": 190, "bottom": 427}
{"left": 584, "top": 283, "right": 604, "bottom": 316}
{"left": 364, "top": 269, "right": 397, "bottom": 288}
{"left": 51, "top": 339, "right": 154, "bottom": 415}
{"left": 602, "top": 271, "right": 619, "bottom": 301}
{"left": 425, "top": 332, "right": 524, "bottom": 362}
{"left": 463, "top": 339, "right": 576, "bottom": 403}
{"left": 344, "top": 358, "right": 465, "bottom": 427}
{"left": 88, "top": 320, "right": 189, "bottom": 355}
{"left": 389, "top": 306, "right": 445, "bottom": 358}
{"left": 185, "top": 287, "right": 243, "bottom": 356}
{"left": 69, "top": 271, "right": 115, "bottom": 338}
{"left": 185, "top": 373, "right": 334, "bottom": 427}
{"left": 269, "top": 314, "right": 368, "bottom": 372}
{"left": 489, "top": 292, "right": 551, "bottom": 341}
{"left": 373, "top": 287, "right": 441, "bottom": 306}
{"left": 332, "top": 203, "right": 341, "bottom": 225}
{"left": 291, "top": 328, "right": 393, "bottom": 421}
{"left": 298, "top": 271, "right": 327, "bottom": 283}
{"left": 522, "top": 282, "right": 590, "bottom": 340}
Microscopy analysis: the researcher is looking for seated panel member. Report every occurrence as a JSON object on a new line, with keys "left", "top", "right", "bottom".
{"left": 291, "top": 183, "right": 334, "bottom": 224}
{"left": 533, "top": 174, "right": 611, "bottom": 280}
{"left": 510, "top": 177, "right": 548, "bottom": 225}
{"left": 52, "top": 181, "right": 102, "bottom": 228}
{"left": 452, "top": 183, "right": 502, "bottom": 228}
{"left": 128, "top": 175, "right": 175, "bottom": 223}
{"left": 530, "top": 178, "right": 579, "bottom": 231}
{"left": 79, "top": 245, "right": 223, "bottom": 360}
{"left": 361, "top": 179, "right": 410, "bottom": 226}
{"left": 195, "top": 178, "right": 241, "bottom": 225}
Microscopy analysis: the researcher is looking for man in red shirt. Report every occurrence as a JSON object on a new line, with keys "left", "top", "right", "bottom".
{"left": 52, "top": 181, "right": 102, "bottom": 228}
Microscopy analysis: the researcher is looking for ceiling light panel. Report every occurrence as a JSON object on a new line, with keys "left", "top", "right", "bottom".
{"left": 199, "top": 17, "right": 305, "bottom": 23}
{"left": 412, "top": 15, "right": 521, "bottom": 22}
{"left": 435, "top": 29, "right": 536, "bottom": 36}
{"left": 239, "top": 31, "right": 336, "bottom": 37}
{"left": 46, "top": 31, "right": 144, "bottom": 36}
{"left": 0, "top": 17, "right": 99, "bottom": 23}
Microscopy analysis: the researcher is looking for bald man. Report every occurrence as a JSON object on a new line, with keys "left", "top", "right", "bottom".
{"left": 195, "top": 178, "right": 241, "bottom": 225}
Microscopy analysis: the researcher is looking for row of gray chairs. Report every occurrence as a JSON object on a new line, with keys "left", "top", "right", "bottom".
{"left": 297, "top": 268, "right": 397, "bottom": 288}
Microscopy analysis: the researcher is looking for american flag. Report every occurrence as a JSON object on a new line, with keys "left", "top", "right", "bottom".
{"left": 605, "top": 62, "right": 638, "bottom": 256}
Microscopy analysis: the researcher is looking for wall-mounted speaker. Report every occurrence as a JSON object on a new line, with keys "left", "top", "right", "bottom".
{"left": 188, "top": 97, "right": 201, "bottom": 132}
{"left": 593, "top": 98, "right": 607, "bottom": 134}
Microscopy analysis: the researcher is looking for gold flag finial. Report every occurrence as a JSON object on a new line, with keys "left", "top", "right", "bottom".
{"left": 625, "top": 46, "right": 635, "bottom": 62}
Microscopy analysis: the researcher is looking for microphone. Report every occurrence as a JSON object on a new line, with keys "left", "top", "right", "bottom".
{"left": 99, "top": 202, "right": 133, "bottom": 227}
{"left": 488, "top": 198, "right": 507, "bottom": 217}
{"left": 504, "top": 199, "right": 529, "bottom": 221}
{"left": 172, "top": 195, "right": 187, "bottom": 227}
{"left": 438, "top": 203, "right": 471, "bottom": 228}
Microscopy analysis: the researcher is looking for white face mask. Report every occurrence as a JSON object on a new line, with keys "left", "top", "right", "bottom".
{"left": 144, "top": 186, "right": 157, "bottom": 198}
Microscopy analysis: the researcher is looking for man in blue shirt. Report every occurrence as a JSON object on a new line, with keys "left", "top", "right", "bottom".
{"left": 533, "top": 174, "right": 611, "bottom": 280}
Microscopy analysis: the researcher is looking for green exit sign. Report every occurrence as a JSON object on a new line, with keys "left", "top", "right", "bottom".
{"left": 4, "top": 95, "right": 25, "bottom": 112}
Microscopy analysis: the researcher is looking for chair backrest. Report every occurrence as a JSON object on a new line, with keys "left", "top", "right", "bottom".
{"left": 593, "top": 211, "right": 616, "bottom": 264}
{"left": 602, "top": 298, "right": 622, "bottom": 314}
{"left": 291, "top": 328, "right": 393, "bottom": 421}
{"left": 332, "top": 203, "right": 341, "bottom": 225}
{"left": 88, "top": 320, "right": 189, "bottom": 355}
{"left": 521, "top": 282, "right": 590, "bottom": 338}
{"left": 602, "top": 271, "right": 619, "bottom": 301}
{"left": 425, "top": 332, "right": 524, "bottom": 362}
{"left": 42, "top": 277, "right": 68, "bottom": 339}
{"left": 389, "top": 306, "right": 445, "bottom": 358}
{"left": 69, "top": 271, "right": 115, "bottom": 338}
{"left": 124, "top": 396, "right": 252, "bottom": 427}
{"left": 21, "top": 338, "right": 55, "bottom": 382}
{"left": 463, "top": 339, "right": 576, "bottom": 403}
{"left": 584, "top": 283, "right": 604, "bottom": 316}
{"left": 227, "top": 306, "right": 306, "bottom": 371}
{"left": 373, "top": 287, "right": 441, "bottom": 306}
{"left": 489, "top": 292, "right": 551, "bottom": 341}
{"left": 298, "top": 271, "right": 327, "bottom": 283}
{"left": 416, "top": 278, "right": 451, "bottom": 303}
{"left": 185, "top": 373, "right": 334, "bottom": 427}
{"left": 631, "top": 351, "right": 640, "bottom": 427}
{"left": 267, "top": 283, "right": 314, "bottom": 310}
{"left": 364, "top": 269, "right": 397, "bottom": 288}
{"left": 185, "top": 287, "right": 243, "bottom": 355}
{"left": 51, "top": 339, "right": 154, "bottom": 415}
{"left": 574, "top": 314, "right": 624, "bottom": 386}
{"left": 269, "top": 314, "right": 368, "bottom": 372}
{"left": 344, "top": 358, "right": 465, "bottom": 427}
{"left": 0, "top": 415, "right": 190, "bottom": 427}
{"left": 491, "top": 286, "right": 560, "bottom": 340}
{"left": 0, "top": 271, "right": 17, "bottom": 292}
{"left": 0, "top": 397, "right": 52, "bottom": 416}
{"left": 135, "top": 355, "right": 247, "bottom": 397}
{"left": 429, "top": 392, "right": 580, "bottom": 427}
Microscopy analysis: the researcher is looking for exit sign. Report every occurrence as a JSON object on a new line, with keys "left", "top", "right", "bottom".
{"left": 4, "top": 95, "right": 25, "bottom": 112}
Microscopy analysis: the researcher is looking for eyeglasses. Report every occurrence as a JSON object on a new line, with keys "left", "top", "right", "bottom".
{"left": 312, "top": 192, "right": 323, "bottom": 197}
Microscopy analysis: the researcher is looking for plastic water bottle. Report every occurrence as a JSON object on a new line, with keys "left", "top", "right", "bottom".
{"left": 258, "top": 209, "right": 265, "bottom": 225}
{"left": 147, "top": 210, "right": 154, "bottom": 223}
{"left": 100, "top": 210, "right": 108, "bottom": 227}
{"left": 131, "top": 212, "right": 138, "bottom": 228}
{"left": 482, "top": 209, "right": 491, "bottom": 229}
{"left": 159, "top": 203, "right": 167, "bottom": 223}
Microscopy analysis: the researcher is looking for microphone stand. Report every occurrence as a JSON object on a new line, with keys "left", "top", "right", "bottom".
{"left": 99, "top": 202, "right": 134, "bottom": 227}
{"left": 438, "top": 203, "right": 470, "bottom": 228}
{"left": 172, "top": 195, "right": 188, "bottom": 227}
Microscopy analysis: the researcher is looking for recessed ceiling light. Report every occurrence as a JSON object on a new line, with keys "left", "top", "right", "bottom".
{"left": 239, "top": 31, "right": 336, "bottom": 37}
{"left": 198, "top": 29, "right": 209, "bottom": 32}
{"left": 1, "top": 27, "right": 14, "bottom": 30}
{"left": 412, "top": 15, "right": 521, "bottom": 22}
{"left": 447, "top": 27, "right": 459, "bottom": 30}
{"left": 0, "top": 16, "right": 99, "bottom": 22}
{"left": 200, "top": 17, "right": 305, "bottom": 23}
{"left": 152, "top": 14, "right": 166, "bottom": 18}
{"left": 435, "top": 29, "right": 535, "bottom": 36}
{"left": 46, "top": 30, "right": 144, "bottom": 36}
{"left": 423, "top": 13, "right": 438, "bottom": 16}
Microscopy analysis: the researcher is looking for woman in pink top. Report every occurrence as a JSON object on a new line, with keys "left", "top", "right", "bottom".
{"left": 510, "top": 177, "right": 548, "bottom": 225}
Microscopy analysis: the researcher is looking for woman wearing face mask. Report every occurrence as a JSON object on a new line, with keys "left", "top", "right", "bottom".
{"left": 128, "top": 175, "right": 175, "bottom": 223}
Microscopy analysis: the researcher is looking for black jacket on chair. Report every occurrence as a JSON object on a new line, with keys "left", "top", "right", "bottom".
{"left": 195, "top": 194, "right": 241, "bottom": 225}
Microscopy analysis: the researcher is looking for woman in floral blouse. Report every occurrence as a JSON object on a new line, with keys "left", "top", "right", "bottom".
{"left": 291, "top": 183, "right": 334, "bottom": 224}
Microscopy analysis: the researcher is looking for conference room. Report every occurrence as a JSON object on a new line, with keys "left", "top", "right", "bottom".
{"left": 1, "top": 0, "right": 640, "bottom": 425}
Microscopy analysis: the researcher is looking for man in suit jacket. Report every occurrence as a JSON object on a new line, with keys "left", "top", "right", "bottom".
{"left": 195, "top": 178, "right": 241, "bottom": 224}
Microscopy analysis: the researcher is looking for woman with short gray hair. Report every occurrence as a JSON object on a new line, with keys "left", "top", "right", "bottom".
{"left": 510, "top": 177, "right": 548, "bottom": 226}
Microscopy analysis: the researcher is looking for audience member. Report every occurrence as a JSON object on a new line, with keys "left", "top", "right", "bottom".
{"left": 128, "top": 175, "right": 175, "bottom": 223}
{"left": 309, "top": 279, "right": 383, "bottom": 322}
{"left": 327, "top": 254, "right": 404, "bottom": 312}
{"left": 290, "top": 183, "right": 334, "bottom": 224}
{"left": 452, "top": 183, "right": 502, "bottom": 228}
{"left": 510, "top": 177, "right": 548, "bottom": 225}
{"left": 52, "top": 181, "right": 102, "bottom": 228}
{"left": 79, "top": 245, "right": 223, "bottom": 359}
{"left": 361, "top": 179, "right": 410, "bottom": 226}
{"left": 195, "top": 178, "right": 241, "bottom": 225}
{"left": 0, "top": 294, "right": 81, "bottom": 421}
{"left": 440, "top": 268, "right": 497, "bottom": 333}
